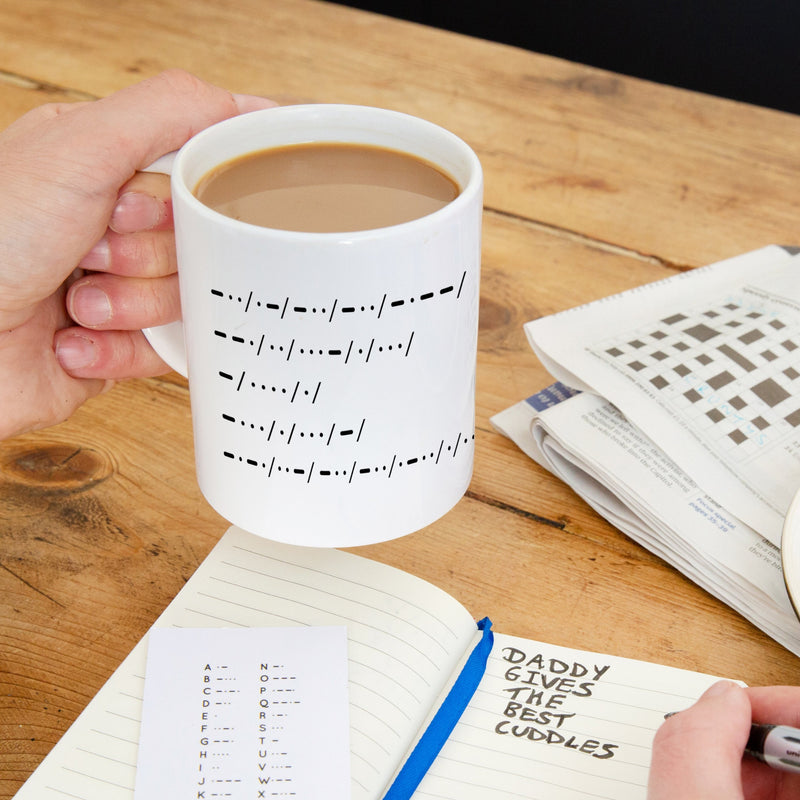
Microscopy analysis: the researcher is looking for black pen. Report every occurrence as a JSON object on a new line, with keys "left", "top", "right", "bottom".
{"left": 745, "top": 723, "right": 800, "bottom": 773}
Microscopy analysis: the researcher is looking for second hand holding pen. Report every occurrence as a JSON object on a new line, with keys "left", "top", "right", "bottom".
{"left": 664, "top": 712, "right": 800, "bottom": 774}
{"left": 745, "top": 723, "right": 800, "bottom": 773}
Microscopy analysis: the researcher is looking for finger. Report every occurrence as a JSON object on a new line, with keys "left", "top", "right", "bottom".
{"left": 232, "top": 92, "right": 280, "bottom": 114}
{"left": 79, "top": 172, "right": 175, "bottom": 275}
{"left": 54, "top": 327, "right": 171, "bottom": 378}
{"left": 66, "top": 273, "right": 180, "bottom": 330}
{"left": 746, "top": 686, "right": 800, "bottom": 726}
{"left": 108, "top": 171, "right": 173, "bottom": 234}
{"left": 648, "top": 681, "right": 749, "bottom": 800}
{"left": 79, "top": 229, "right": 177, "bottom": 278}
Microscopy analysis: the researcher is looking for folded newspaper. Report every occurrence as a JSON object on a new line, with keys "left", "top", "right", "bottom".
{"left": 491, "top": 245, "right": 800, "bottom": 657}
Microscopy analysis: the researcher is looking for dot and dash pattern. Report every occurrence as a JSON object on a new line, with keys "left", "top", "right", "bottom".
{"left": 209, "top": 268, "right": 466, "bottom": 321}
{"left": 205, "top": 269, "right": 476, "bottom": 491}
{"left": 214, "top": 331, "right": 416, "bottom": 364}
{"left": 222, "top": 429, "right": 475, "bottom": 484}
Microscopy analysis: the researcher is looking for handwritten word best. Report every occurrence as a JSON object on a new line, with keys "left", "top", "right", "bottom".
{"left": 495, "top": 647, "right": 619, "bottom": 759}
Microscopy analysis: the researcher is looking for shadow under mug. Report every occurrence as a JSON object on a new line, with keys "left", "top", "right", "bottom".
{"left": 144, "top": 104, "right": 483, "bottom": 547}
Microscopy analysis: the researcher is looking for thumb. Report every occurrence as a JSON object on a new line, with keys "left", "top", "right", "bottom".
{"left": 648, "top": 680, "right": 750, "bottom": 800}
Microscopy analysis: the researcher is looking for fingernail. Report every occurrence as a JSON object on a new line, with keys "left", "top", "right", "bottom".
{"left": 56, "top": 334, "right": 98, "bottom": 370}
{"left": 110, "top": 191, "right": 164, "bottom": 233}
{"left": 704, "top": 680, "right": 738, "bottom": 698}
{"left": 70, "top": 284, "right": 111, "bottom": 326}
{"left": 231, "top": 93, "right": 278, "bottom": 113}
{"left": 78, "top": 236, "right": 110, "bottom": 270}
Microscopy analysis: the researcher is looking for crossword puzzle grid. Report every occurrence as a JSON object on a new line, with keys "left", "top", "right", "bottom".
{"left": 591, "top": 296, "right": 800, "bottom": 462}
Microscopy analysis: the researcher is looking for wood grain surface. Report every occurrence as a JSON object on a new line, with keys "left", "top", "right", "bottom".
{"left": 1, "top": 0, "right": 799, "bottom": 797}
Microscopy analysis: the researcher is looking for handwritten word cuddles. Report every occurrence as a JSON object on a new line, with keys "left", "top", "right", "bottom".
{"left": 495, "top": 647, "right": 619, "bottom": 759}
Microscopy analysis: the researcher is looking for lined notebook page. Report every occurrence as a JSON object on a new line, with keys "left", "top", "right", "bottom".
{"left": 13, "top": 526, "right": 478, "bottom": 800}
{"left": 412, "top": 632, "right": 726, "bottom": 800}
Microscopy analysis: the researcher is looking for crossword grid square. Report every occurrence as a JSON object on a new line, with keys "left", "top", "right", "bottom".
{"left": 708, "top": 371, "right": 735, "bottom": 390}
{"left": 685, "top": 323, "right": 719, "bottom": 342}
{"left": 718, "top": 343, "right": 756, "bottom": 372}
{"left": 651, "top": 375, "right": 669, "bottom": 390}
{"left": 751, "top": 378, "right": 790, "bottom": 407}
{"left": 739, "top": 329, "right": 765, "bottom": 344}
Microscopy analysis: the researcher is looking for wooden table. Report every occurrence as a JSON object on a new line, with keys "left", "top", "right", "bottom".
{"left": 2, "top": 0, "right": 800, "bottom": 796}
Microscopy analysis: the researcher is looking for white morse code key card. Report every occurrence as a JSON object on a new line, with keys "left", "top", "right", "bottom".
{"left": 134, "top": 626, "right": 351, "bottom": 799}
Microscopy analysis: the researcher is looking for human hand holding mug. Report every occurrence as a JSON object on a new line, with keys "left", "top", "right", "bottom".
{"left": 144, "top": 104, "right": 483, "bottom": 547}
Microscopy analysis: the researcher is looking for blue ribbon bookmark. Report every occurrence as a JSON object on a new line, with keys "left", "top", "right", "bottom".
{"left": 382, "top": 617, "right": 494, "bottom": 800}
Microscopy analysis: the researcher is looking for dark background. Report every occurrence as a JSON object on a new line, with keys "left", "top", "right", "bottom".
{"left": 333, "top": 0, "right": 800, "bottom": 115}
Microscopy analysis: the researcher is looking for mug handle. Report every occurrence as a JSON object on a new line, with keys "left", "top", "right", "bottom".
{"left": 140, "top": 153, "right": 189, "bottom": 377}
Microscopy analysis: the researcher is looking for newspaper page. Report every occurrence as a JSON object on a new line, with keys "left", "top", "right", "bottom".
{"left": 524, "top": 245, "right": 800, "bottom": 547}
{"left": 491, "top": 386, "right": 800, "bottom": 657}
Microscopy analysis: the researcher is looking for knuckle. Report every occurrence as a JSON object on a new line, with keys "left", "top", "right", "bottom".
{"left": 28, "top": 101, "right": 72, "bottom": 121}
{"left": 149, "top": 272, "right": 181, "bottom": 320}
{"left": 155, "top": 69, "right": 212, "bottom": 101}
{"left": 125, "top": 170, "right": 171, "bottom": 197}
{"left": 114, "top": 231, "right": 174, "bottom": 277}
{"left": 126, "top": 272, "right": 180, "bottom": 323}
{"left": 105, "top": 330, "right": 139, "bottom": 372}
{"left": 134, "top": 234, "right": 166, "bottom": 273}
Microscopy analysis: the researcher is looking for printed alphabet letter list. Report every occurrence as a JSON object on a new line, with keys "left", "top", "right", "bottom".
{"left": 133, "top": 626, "right": 350, "bottom": 799}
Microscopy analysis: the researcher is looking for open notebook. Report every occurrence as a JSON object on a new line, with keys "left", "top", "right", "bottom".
{"left": 13, "top": 526, "right": 727, "bottom": 800}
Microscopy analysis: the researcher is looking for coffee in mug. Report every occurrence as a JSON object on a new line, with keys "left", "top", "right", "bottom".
{"left": 194, "top": 143, "right": 460, "bottom": 232}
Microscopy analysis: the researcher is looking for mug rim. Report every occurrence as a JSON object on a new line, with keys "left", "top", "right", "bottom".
{"left": 170, "top": 103, "right": 483, "bottom": 240}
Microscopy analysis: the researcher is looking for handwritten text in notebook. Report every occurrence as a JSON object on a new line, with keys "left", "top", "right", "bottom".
{"left": 497, "top": 646, "right": 618, "bottom": 758}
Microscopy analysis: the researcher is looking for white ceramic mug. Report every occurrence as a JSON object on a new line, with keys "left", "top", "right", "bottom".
{"left": 145, "top": 104, "right": 482, "bottom": 547}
